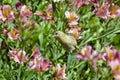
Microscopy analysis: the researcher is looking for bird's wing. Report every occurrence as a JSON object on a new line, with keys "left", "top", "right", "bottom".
{"left": 65, "top": 35, "right": 77, "bottom": 46}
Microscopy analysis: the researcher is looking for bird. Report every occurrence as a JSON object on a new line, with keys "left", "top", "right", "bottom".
{"left": 53, "top": 31, "right": 78, "bottom": 52}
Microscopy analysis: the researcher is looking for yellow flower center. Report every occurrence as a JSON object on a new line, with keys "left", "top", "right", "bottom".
{"left": 69, "top": 12, "right": 76, "bottom": 20}
{"left": 81, "top": 48, "right": 87, "bottom": 56}
{"left": 13, "top": 50, "right": 17, "bottom": 54}
{"left": 106, "top": 48, "right": 114, "bottom": 60}
{"left": 3, "top": 8, "right": 10, "bottom": 17}
{"left": 46, "top": 11, "right": 51, "bottom": 17}
{"left": 11, "top": 29, "right": 16, "bottom": 37}
{"left": 114, "top": 65, "right": 120, "bottom": 72}
{"left": 34, "top": 59, "right": 37, "bottom": 65}
{"left": 109, "top": 5, "right": 116, "bottom": 14}
{"left": 25, "top": 6, "right": 30, "bottom": 13}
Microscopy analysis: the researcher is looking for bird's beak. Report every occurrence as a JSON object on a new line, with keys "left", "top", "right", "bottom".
{"left": 52, "top": 35, "right": 56, "bottom": 38}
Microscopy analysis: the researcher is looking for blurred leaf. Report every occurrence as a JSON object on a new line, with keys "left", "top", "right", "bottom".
{"left": 0, "top": 38, "right": 3, "bottom": 48}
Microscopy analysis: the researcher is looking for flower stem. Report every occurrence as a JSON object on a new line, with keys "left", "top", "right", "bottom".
{"left": 18, "top": 64, "right": 22, "bottom": 80}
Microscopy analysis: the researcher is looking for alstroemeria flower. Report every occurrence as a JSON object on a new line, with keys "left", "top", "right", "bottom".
{"left": 30, "top": 45, "right": 41, "bottom": 59}
{"left": 102, "top": 45, "right": 120, "bottom": 62}
{"left": 54, "top": 64, "right": 67, "bottom": 80}
{"left": 108, "top": 4, "right": 120, "bottom": 18}
{"left": 35, "top": 4, "right": 53, "bottom": 21}
{"left": 0, "top": 5, "right": 14, "bottom": 21}
{"left": 8, "top": 49, "right": 27, "bottom": 63}
{"left": 76, "top": 45, "right": 100, "bottom": 70}
{"left": 28, "top": 56, "right": 49, "bottom": 72}
{"left": 7, "top": 28, "right": 20, "bottom": 40}
{"left": 19, "top": 5, "right": 32, "bottom": 25}
{"left": 68, "top": 27, "right": 79, "bottom": 38}
{"left": 20, "top": 5, "right": 32, "bottom": 17}
{"left": 65, "top": 11, "right": 79, "bottom": 27}
{"left": 76, "top": 45, "right": 92, "bottom": 60}
{"left": 91, "top": 0, "right": 120, "bottom": 18}
{"left": 28, "top": 46, "right": 50, "bottom": 72}
{"left": 15, "top": 1, "right": 21, "bottom": 10}
{"left": 35, "top": 11, "right": 52, "bottom": 20}
{"left": 75, "top": 0, "right": 90, "bottom": 8}
{"left": 94, "top": 2, "right": 110, "bottom": 19}
{"left": 109, "top": 59, "right": 120, "bottom": 80}
{"left": 75, "top": 0, "right": 83, "bottom": 8}
{"left": 0, "top": 6, "right": 6, "bottom": 21}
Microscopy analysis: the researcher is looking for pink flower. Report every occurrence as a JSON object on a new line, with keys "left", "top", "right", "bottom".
{"left": 76, "top": 45, "right": 92, "bottom": 60}
{"left": 30, "top": 45, "right": 41, "bottom": 59}
{"left": 102, "top": 45, "right": 120, "bottom": 62}
{"left": 91, "top": 0, "right": 120, "bottom": 18}
{"left": 34, "top": 4, "right": 53, "bottom": 21}
{"left": 28, "top": 46, "right": 50, "bottom": 72}
{"left": 68, "top": 26, "right": 82, "bottom": 39}
{"left": 108, "top": 4, "right": 120, "bottom": 18}
{"left": 109, "top": 59, "right": 120, "bottom": 80}
{"left": 54, "top": 64, "right": 67, "bottom": 80}
{"left": 102, "top": 45, "right": 120, "bottom": 80}
{"left": 7, "top": 28, "right": 20, "bottom": 40}
{"left": 75, "top": 0, "right": 83, "bottom": 8}
{"left": 68, "top": 27, "right": 79, "bottom": 38}
{"left": 35, "top": 11, "right": 53, "bottom": 20}
{"left": 65, "top": 11, "right": 79, "bottom": 27}
{"left": 94, "top": 2, "right": 110, "bottom": 19}
{"left": 46, "top": 4, "right": 52, "bottom": 11}
{"left": 19, "top": 5, "right": 32, "bottom": 25}
{"left": 0, "top": 6, "right": 6, "bottom": 21}
{"left": 8, "top": 49, "right": 27, "bottom": 63}
{"left": 20, "top": 5, "right": 32, "bottom": 17}
{"left": 0, "top": 5, "right": 14, "bottom": 21}
{"left": 76, "top": 45, "right": 100, "bottom": 70}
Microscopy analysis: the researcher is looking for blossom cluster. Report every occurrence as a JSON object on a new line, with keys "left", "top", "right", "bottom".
{"left": 76, "top": 45, "right": 120, "bottom": 80}
{"left": 8, "top": 45, "right": 66, "bottom": 79}
{"left": 0, "top": 0, "right": 120, "bottom": 79}
{"left": 74, "top": 0, "right": 120, "bottom": 19}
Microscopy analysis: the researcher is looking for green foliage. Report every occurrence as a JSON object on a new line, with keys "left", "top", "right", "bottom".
{"left": 0, "top": 0, "right": 120, "bottom": 80}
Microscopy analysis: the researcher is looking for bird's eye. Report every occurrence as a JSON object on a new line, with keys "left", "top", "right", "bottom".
{"left": 55, "top": 32, "right": 58, "bottom": 35}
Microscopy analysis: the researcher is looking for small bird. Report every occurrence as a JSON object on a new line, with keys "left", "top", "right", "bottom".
{"left": 53, "top": 31, "right": 78, "bottom": 52}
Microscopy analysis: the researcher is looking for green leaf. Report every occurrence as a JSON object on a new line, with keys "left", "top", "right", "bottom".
{"left": 0, "top": 38, "right": 3, "bottom": 48}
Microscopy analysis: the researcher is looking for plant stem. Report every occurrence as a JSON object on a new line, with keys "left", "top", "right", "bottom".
{"left": 18, "top": 64, "right": 22, "bottom": 80}
{"left": 80, "top": 29, "right": 120, "bottom": 47}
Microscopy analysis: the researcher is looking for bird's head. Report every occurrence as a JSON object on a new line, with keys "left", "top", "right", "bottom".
{"left": 53, "top": 31, "right": 65, "bottom": 39}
